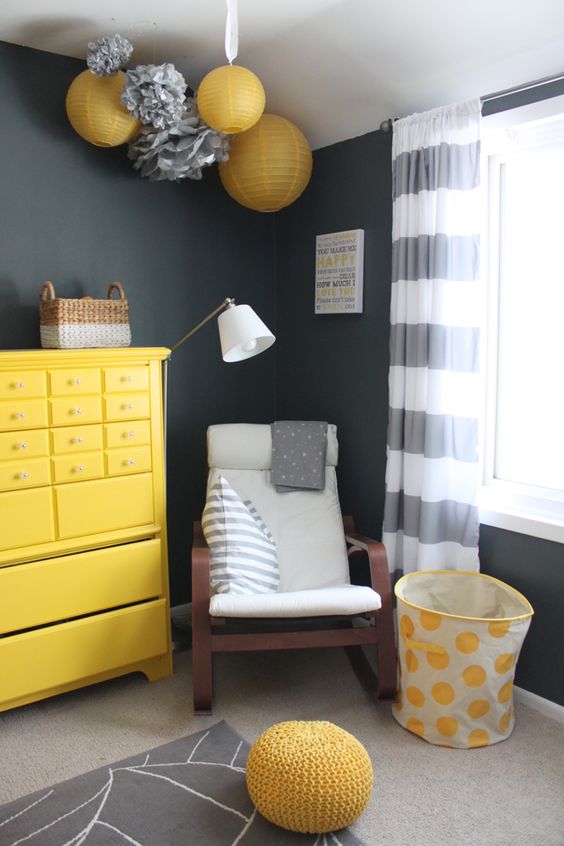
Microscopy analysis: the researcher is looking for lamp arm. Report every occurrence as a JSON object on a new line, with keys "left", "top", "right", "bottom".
{"left": 169, "top": 298, "right": 234, "bottom": 354}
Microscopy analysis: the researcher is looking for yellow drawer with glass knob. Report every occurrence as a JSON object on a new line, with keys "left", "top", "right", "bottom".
{"left": 0, "top": 399, "right": 48, "bottom": 431}
{"left": 50, "top": 395, "right": 102, "bottom": 427}
{"left": 52, "top": 452, "right": 105, "bottom": 484}
{"left": 0, "top": 486, "right": 55, "bottom": 552}
{"left": 104, "top": 366, "right": 150, "bottom": 393}
{"left": 51, "top": 423, "right": 103, "bottom": 454}
{"left": 106, "top": 445, "right": 152, "bottom": 477}
{"left": 49, "top": 368, "right": 101, "bottom": 396}
{"left": 0, "top": 538, "right": 163, "bottom": 635}
{"left": 0, "top": 429, "right": 49, "bottom": 461}
{"left": 104, "top": 419, "right": 151, "bottom": 449}
{"left": 0, "top": 348, "right": 172, "bottom": 714}
{"left": 104, "top": 392, "right": 151, "bottom": 421}
{"left": 0, "top": 370, "right": 46, "bottom": 398}
{"left": 0, "top": 457, "right": 51, "bottom": 492}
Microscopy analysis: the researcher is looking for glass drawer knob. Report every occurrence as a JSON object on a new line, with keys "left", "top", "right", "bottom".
{"left": 73, "top": 378, "right": 81, "bottom": 385}
{"left": 19, "top": 442, "right": 28, "bottom": 449}
{"left": 125, "top": 459, "right": 135, "bottom": 465}
{"left": 74, "top": 437, "right": 84, "bottom": 444}
{"left": 20, "top": 471, "right": 30, "bottom": 479}
{"left": 75, "top": 465, "right": 85, "bottom": 473}
{"left": 74, "top": 408, "right": 82, "bottom": 415}
{"left": 16, "top": 382, "right": 25, "bottom": 389}
{"left": 127, "top": 403, "right": 134, "bottom": 410}
{"left": 127, "top": 432, "right": 135, "bottom": 438}
{"left": 16, "top": 411, "right": 25, "bottom": 418}
{"left": 127, "top": 376, "right": 134, "bottom": 382}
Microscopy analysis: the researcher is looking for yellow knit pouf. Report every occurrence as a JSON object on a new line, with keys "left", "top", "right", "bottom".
{"left": 246, "top": 721, "right": 373, "bottom": 834}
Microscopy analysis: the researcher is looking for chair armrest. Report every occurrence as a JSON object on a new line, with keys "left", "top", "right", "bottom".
{"left": 344, "top": 518, "right": 397, "bottom": 699}
{"left": 345, "top": 532, "right": 392, "bottom": 603}
{"left": 192, "top": 521, "right": 211, "bottom": 618}
{"left": 343, "top": 516, "right": 392, "bottom": 605}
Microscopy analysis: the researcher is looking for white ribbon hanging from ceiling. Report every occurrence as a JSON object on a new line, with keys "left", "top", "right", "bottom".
{"left": 225, "top": 0, "right": 239, "bottom": 64}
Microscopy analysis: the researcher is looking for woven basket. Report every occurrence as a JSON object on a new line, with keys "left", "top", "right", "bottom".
{"left": 39, "top": 282, "right": 131, "bottom": 349}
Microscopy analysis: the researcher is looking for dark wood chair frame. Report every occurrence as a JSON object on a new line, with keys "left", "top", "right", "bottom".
{"left": 191, "top": 515, "right": 397, "bottom": 714}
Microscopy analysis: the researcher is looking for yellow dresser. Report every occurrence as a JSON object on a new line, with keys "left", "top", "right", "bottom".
{"left": 0, "top": 348, "right": 173, "bottom": 711}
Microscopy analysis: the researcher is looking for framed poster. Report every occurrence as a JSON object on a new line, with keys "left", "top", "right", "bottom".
{"left": 315, "top": 229, "right": 364, "bottom": 314}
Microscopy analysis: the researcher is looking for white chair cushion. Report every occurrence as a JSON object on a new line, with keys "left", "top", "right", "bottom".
{"left": 205, "top": 423, "right": 351, "bottom": 593}
{"left": 202, "top": 476, "right": 279, "bottom": 595}
{"left": 207, "top": 467, "right": 349, "bottom": 592}
{"left": 207, "top": 423, "right": 339, "bottom": 470}
{"left": 209, "top": 584, "right": 382, "bottom": 618}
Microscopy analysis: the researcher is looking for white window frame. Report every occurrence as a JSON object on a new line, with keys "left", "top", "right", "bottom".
{"left": 480, "top": 95, "right": 564, "bottom": 544}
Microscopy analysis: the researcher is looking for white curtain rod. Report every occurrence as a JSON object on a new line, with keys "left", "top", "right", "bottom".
{"left": 379, "top": 69, "right": 564, "bottom": 132}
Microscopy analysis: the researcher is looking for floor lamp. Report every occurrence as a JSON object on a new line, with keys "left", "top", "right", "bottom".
{"left": 165, "top": 298, "right": 275, "bottom": 647}
{"left": 163, "top": 296, "right": 275, "bottom": 451}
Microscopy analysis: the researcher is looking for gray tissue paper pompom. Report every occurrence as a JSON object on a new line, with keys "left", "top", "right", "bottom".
{"left": 87, "top": 34, "right": 133, "bottom": 77}
{"left": 127, "top": 98, "right": 231, "bottom": 181}
{"left": 121, "top": 63, "right": 187, "bottom": 129}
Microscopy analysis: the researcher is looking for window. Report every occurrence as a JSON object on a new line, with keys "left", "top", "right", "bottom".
{"left": 481, "top": 96, "right": 564, "bottom": 542}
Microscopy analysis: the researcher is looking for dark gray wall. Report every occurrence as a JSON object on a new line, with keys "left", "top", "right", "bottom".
{"left": 0, "top": 41, "right": 277, "bottom": 605}
{"left": 275, "top": 92, "right": 564, "bottom": 705}
{"left": 276, "top": 131, "right": 393, "bottom": 537}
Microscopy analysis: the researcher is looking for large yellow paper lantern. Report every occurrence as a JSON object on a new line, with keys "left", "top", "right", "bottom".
{"left": 197, "top": 65, "right": 265, "bottom": 134}
{"left": 219, "top": 114, "right": 312, "bottom": 212}
{"left": 66, "top": 70, "right": 141, "bottom": 148}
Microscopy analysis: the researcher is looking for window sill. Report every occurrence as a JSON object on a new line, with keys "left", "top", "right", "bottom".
{"left": 479, "top": 506, "right": 564, "bottom": 544}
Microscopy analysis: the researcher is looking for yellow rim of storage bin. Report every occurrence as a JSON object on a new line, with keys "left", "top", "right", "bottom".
{"left": 395, "top": 570, "right": 534, "bottom": 623}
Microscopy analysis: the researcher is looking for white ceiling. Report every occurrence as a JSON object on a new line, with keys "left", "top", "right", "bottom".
{"left": 2, "top": 0, "right": 564, "bottom": 149}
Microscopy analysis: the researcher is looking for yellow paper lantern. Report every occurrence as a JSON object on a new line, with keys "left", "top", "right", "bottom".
{"left": 197, "top": 65, "right": 265, "bottom": 134}
{"left": 219, "top": 114, "right": 313, "bottom": 212}
{"left": 65, "top": 70, "right": 141, "bottom": 148}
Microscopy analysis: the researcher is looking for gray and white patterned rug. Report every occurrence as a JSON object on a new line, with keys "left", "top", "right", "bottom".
{"left": 0, "top": 721, "right": 365, "bottom": 845}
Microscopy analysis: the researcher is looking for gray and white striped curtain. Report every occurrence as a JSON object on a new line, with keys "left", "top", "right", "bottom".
{"left": 382, "top": 99, "right": 482, "bottom": 574}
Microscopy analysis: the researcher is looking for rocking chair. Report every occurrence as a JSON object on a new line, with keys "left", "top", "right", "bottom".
{"left": 191, "top": 423, "right": 396, "bottom": 714}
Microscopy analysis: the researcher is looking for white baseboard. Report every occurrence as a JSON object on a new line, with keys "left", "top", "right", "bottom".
{"left": 514, "top": 685, "right": 564, "bottom": 725}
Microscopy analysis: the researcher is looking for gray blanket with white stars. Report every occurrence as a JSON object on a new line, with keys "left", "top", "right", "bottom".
{"left": 271, "top": 420, "right": 328, "bottom": 492}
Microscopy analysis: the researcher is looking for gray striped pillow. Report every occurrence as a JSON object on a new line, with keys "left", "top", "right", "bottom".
{"left": 202, "top": 475, "right": 279, "bottom": 596}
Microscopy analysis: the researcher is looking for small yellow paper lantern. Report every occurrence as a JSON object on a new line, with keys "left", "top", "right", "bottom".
{"left": 65, "top": 70, "right": 141, "bottom": 148}
{"left": 219, "top": 114, "right": 313, "bottom": 212}
{"left": 197, "top": 65, "right": 265, "bottom": 134}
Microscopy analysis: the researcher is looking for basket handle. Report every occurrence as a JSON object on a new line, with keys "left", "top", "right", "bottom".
{"left": 108, "top": 282, "right": 126, "bottom": 300}
{"left": 401, "top": 630, "right": 446, "bottom": 655}
{"left": 41, "top": 282, "right": 56, "bottom": 302}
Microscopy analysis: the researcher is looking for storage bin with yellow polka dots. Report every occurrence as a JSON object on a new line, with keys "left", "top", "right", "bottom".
{"left": 393, "top": 571, "right": 533, "bottom": 748}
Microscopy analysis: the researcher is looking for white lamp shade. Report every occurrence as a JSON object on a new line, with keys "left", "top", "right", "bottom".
{"left": 217, "top": 304, "right": 275, "bottom": 362}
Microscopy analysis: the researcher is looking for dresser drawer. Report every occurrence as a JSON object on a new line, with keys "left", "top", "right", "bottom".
{"left": 51, "top": 424, "right": 103, "bottom": 454}
{"left": 0, "top": 539, "right": 163, "bottom": 635}
{"left": 104, "top": 420, "right": 151, "bottom": 449}
{"left": 0, "top": 457, "right": 51, "bottom": 492}
{"left": 0, "top": 429, "right": 49, "bottom": 461}
{"left": 52, "top": 452, "right": 105, "bottom": 484}
{"left": 55, "top": 473, "right": 154, "bottom": 539}
{"left": 0, "top": 399, "right": 48, "bottom": 431}
{"left": 50, "top": 395, "right": 102, "bottom": 427}
{"left": 104, "top": 366, "right": 150, "bottom": 393}
{"left": 49, "top": 368, "right": 101, "bottom": 396}
{"left": 0, "top": 487, "right": 55, "bottom": 552}
{"left": 104, "top": 393, "right": 150, "bottom": 422}
{"left": 106, "top": 446, "right": 152, "bottom": 477}
{"left": 0, "top": 370, "right": 46, "bottom": 399}
{"left": 0, "top": 600, "right": 168, "bottom": 707}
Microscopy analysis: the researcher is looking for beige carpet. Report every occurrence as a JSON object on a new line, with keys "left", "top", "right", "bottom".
{"left": 0, "top": 648, "right": 563, "bottom": 846}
